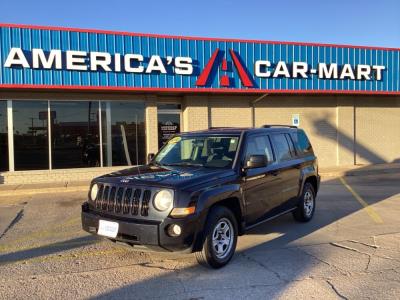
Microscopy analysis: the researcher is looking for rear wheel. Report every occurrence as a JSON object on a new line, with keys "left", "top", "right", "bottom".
{"left": 195, "top": 206, "right": 238, "bottom": 269}
{"left": 293, "top": 182, "right": 315, "bottom": 222}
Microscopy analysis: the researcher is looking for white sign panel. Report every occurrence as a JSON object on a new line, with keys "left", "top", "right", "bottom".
{"left": 98, "top": 220, "right": 119, "bottom": 238}
{"left": 292, "top": 114, "right": 300, "bottom": 127}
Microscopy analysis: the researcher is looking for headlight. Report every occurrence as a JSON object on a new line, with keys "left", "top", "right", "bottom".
{"left": 153, "top": 190, "right": 174, "bottom": 211}
{"left": 90, "top": 183, "right": 99, "bottom": 201}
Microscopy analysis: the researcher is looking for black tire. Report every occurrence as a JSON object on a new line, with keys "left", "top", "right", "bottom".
{"left": 293, "top": 182, "right": 316, "bottom": 222}
{"left": 195, "top": 206, "right": 238, "bottom": 269}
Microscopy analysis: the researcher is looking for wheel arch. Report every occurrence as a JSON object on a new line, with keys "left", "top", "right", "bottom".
{"left": 192, "top": 192, "right": 244, "bottom": 252}
{"left": 304, "top": 175, "right": 318, "bottom": 194}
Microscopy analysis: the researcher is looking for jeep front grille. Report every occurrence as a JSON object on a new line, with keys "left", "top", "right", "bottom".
{"left": 94, "top": 184, "right": 152, "bottom": 217}
{"left": 141, "top": 190, "right": 151, "bottom": 217}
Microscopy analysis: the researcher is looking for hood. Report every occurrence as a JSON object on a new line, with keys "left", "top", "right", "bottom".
{"left": 96, "top": 164, "right": 234, "bottom": 189}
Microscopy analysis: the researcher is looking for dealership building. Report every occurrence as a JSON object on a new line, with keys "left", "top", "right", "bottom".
{"left": 0, "top": 23, "right": 399, "bottom": 184}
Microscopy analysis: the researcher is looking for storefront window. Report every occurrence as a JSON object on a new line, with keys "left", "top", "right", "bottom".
{"left": 7, "top": 99, "right": 146, "bottom": 171}
{"left": 13, "top": 101, "right": 49, "bottom": 170}
{"left": 51, "top": 101, "right": 100, "bottom": 169}
{"left": 0, "top": 101, "right": 8, "bottom": 172}
{"left": 158, "top": 114, "right": 180, "bottom": 148}
{"left": 106, "top": 102, "right": 146, "bottom": 166}
{"left": 157, "top": 103, "right": 181, "bottom": 148}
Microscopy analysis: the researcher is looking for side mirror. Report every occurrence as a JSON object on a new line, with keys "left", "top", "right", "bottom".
{"left": 147, "top": 153, "right": 155, "bottom": 163}
{"left": 244, "top": 155, "right": 267, "bottom": 169}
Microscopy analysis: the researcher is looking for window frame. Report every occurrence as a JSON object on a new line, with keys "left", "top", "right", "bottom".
{"left": 49, "top": 100, "right": 102, "bottom": 169}
{"left": 270, "top": 132, "right": 295, "bottom": 163}
{"left": 12, "top": 100, "right": 51, "bottom": 171}
{"left": 154, "top": 134, "right": 241, "bottom": 169}
{"left": 2, "top": 99, "right": 148, "bottom": 171}
{"left": 103, "top": 100, "right": 147, "bottom": 167}
{"left": 242, "top": 133, "right": 276, "bottom": 167}
{"left": 0, "top": 100, "right": 9, "bottom": 172}
{"left": 284, "top": 133, "right": 298, "bottom": 158}
{"left": 290, "top": 129, "right": 313, "bottom": 157}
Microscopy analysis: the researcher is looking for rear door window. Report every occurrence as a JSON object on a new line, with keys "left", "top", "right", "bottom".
{"left": 270, "top": 134, "right": 293, "bottom": 162}
{"left": 291, "top": 130, "right": 313, "bottom": 156}
{"left": 284, "top": 134, "right": 297, "bottom": 157}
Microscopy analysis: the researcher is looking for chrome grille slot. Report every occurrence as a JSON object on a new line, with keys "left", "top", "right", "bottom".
{"left": 141, "top": 190, "right": 151, "bottom": 216}
{"left": 95, "top": 184, "right": 104, "bottom": 209}
{"left": 108, "top": 186, "right": 117, "bottom": 211}
{"left": 115, "top": 187, "right": 124, "bottom": 213}
{"left": 101, "top": 186, "right": 110, "bottom": 210}
{"left": 132, "top": 189, "right": 142, "bottom": 216}
{"left": 93, "top": 184, "right": 152, "bottom": 218}
{"left": 122, "top": 188, "right": 132, "bottom": 214}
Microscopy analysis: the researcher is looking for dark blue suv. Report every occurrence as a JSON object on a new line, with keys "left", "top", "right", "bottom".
{"left": 82, "top": 125, "right": 320, "bottom": 268}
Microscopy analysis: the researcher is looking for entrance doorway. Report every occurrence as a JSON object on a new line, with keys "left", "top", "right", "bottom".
{"left": 157, "top": 104, "right": 181, "bottom": 149}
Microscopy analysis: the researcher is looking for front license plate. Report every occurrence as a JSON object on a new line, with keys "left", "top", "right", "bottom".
{"left": 98, "top": 220, "right": 119, "bottom": 238}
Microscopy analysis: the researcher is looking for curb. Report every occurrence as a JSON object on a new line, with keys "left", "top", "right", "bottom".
{"left": 0, "top": 185, "right": 88, "bottom": 198}
{"left": 320, "top": 167, "right": 400, "bottom": 178}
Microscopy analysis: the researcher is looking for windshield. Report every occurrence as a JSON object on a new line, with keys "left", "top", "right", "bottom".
{"left": 154, "top": 135, "right": 240, "bottom": 168}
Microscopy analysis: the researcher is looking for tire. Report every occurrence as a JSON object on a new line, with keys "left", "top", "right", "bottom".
{"left": 293, "top": 182, "right": 316, "bottom": 222}
{"left": 195, "top": 206, "right": 238, "bottom": 269}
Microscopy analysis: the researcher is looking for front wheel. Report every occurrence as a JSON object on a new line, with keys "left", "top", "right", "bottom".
{"left": 293, "top": 182, "right": 316, "bottom": 222}
{"left": 195, "top": 206, "right": 238, "bottom": 269}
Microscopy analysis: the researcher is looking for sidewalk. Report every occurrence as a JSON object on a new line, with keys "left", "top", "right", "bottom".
{"left": 0, "top": 180, "right": 90, "bottom": 197}
{"left": 320, "top": 162, "right": 400, "bottom": 178}
{"left": 0, "top": 163, "right": 399, "bottom": 197}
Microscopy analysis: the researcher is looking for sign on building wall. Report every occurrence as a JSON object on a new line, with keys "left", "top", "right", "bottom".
{"left": 0, "top": 24, "right": 399, "bottom": 94}
{"left": 292, "top": 114, "right": 300, "bottom": 127}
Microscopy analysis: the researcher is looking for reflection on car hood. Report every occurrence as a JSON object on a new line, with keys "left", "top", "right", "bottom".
{"left": 96, "top": 164, "right": 234, "bottom": 189}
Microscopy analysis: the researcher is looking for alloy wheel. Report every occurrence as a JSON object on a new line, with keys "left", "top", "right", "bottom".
{"left": 211, "top": 218, "right": 234, "bottom": 259}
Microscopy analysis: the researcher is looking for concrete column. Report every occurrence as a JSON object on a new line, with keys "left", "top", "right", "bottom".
{"left": 145, "top": 95, "right": 159, "bottom": 155}
{"left": 182, "top": 95, "right": 209, "bottom": 131}
{"left": 336, "top": 96, "right": 355, "bottom": 166}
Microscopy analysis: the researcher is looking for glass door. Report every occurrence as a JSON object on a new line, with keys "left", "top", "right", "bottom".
{"left": 157, "top": 104, "right": 181, "bottom": 149}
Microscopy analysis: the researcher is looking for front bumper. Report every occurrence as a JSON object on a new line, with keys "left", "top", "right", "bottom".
{"left": 81, "top": 203, "right": 199, "bottom": 252}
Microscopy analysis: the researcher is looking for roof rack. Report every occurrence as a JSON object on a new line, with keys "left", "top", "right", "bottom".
{"left": 209, "top": 127, "right": 237, "bottom": 129}
{"left": 262, "top": 125, "right": 298, "bottom": 128}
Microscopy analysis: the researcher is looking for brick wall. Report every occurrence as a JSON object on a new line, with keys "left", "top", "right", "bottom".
{"left": 209, "top": 95, "right": 253, "bottom": 127}
{"left": 355, "top": 97, "right": 400, "bottom": 164}
{"left": 337, "top": 97, "right": 355, "bottom": 165}
{"left": 182, "top": 95, "right": 209, "bottom": 131}
{"left": 254, "top": 95, "right": 338, "bottom": 167}
{"left": 145, "top": 96, "right": 159, "bottom": 156}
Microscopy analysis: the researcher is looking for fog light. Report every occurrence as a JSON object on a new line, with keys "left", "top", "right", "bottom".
{"left": 167, "top": 224, "right": 182, "bottom": 237}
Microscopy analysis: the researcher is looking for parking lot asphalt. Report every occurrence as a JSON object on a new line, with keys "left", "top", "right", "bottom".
{"left": 0, "top": 172, "right": 399, "bottom": 300}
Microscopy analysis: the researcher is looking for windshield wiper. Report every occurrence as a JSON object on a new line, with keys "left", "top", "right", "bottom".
{"left": 162, "top": 162, "right": 204, "bottom": 167}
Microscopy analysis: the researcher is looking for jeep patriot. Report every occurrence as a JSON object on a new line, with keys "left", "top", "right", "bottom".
{"left": 82, "top": 125, "right": 320, "bottom": 268}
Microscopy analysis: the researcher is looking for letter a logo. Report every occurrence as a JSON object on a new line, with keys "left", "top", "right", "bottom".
{"left": 196, "top": 48, "right": 254, "bottom": 88}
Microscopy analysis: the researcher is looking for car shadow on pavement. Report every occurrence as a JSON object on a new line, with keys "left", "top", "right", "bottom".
{"left": 91, "top": 172, "right": 400, "bottom": 299}
{"left": 0, "top": 235, "right": 99, "bottom": 265}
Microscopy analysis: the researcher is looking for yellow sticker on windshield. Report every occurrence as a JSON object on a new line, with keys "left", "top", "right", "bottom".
{"left": 168, "top": 136, "right": 181, "bottom": 144}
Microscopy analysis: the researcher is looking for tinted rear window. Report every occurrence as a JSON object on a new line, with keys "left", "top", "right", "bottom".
{"left": 291, "top": 130, "right": 313, "bottom": 156}
{"left": 270, "top": 134, "right": 293, "bottom": 162}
